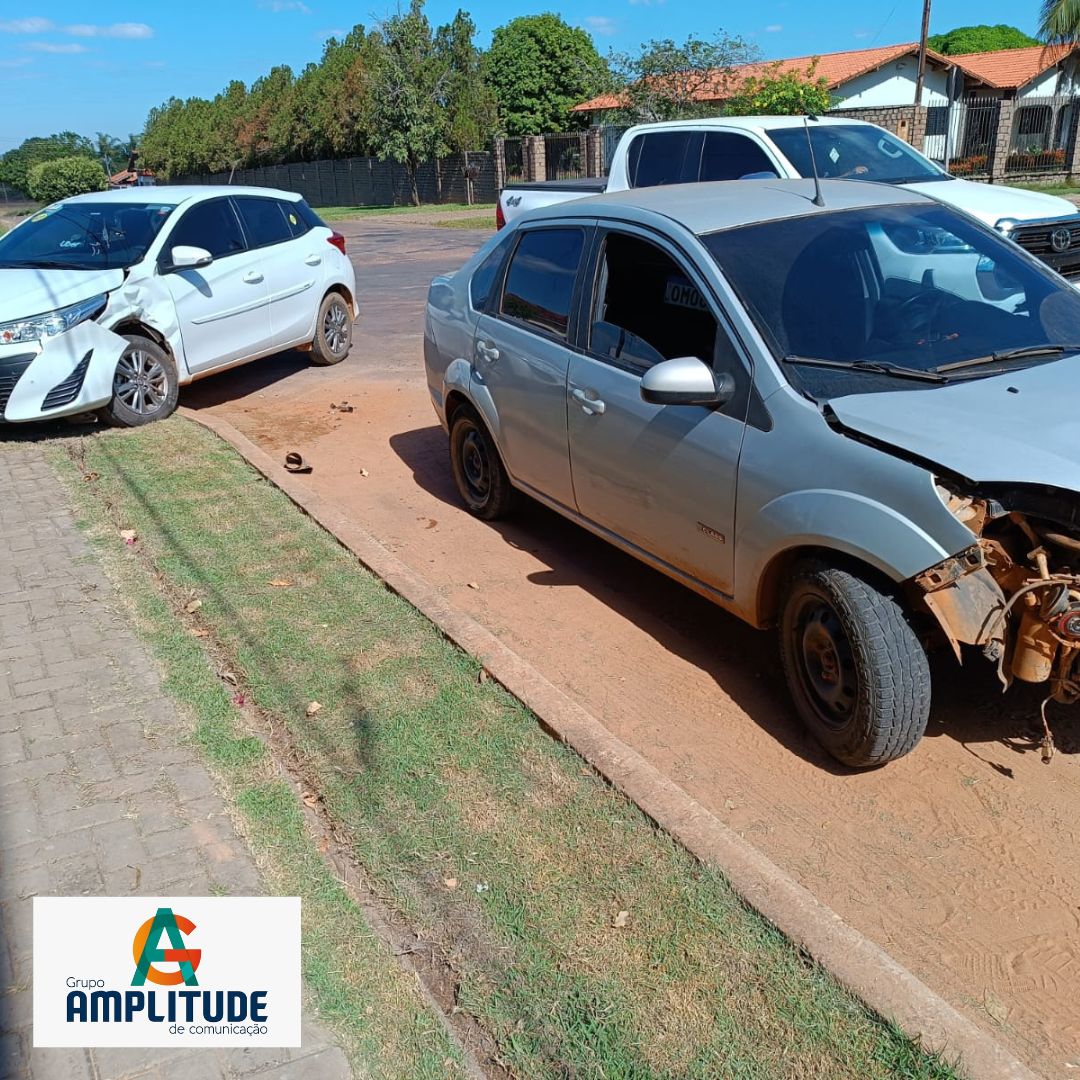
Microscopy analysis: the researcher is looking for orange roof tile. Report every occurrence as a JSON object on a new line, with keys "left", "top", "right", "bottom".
{"left": 947, "top": 43, "right": 1076, "bottom": 89}
{"left": 573, "top": 41, "right": 952, "bottom": 112}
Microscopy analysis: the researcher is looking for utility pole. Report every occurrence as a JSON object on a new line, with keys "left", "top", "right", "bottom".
{"left": 914, "top": 0, "right": 932, "bottom": 105}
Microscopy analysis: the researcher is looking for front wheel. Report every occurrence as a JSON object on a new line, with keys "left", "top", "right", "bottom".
{"left": 779, "top": 562, "right": 930, "bottom": 768}
{"left": 449, "top": 407, "right": 514, "bottom": 520}
{"left": 98, "top": 336, "right": 179, "bottom": 427}
{"left": 309, "top": 292, "right": 353, "bottom": 366}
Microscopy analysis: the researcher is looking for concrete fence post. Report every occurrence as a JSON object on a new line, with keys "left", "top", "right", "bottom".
{"left": 523, "top": 135, "right": 546, "bottom": 182}
{"left": 493, "top": 137, "right": 507, "bottom": 194}
{"left": 989, "top": 99, "right": 1016, "bottom": 183}
{"left": 586, "top": 127, "right": 604, "bottom": 177}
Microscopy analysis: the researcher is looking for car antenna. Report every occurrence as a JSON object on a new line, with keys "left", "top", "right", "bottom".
{"left": 803, "top": 114, "right": 825, "bottom": 207}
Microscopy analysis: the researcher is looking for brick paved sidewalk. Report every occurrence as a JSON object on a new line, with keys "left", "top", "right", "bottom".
{"left": 0, "top": 444, "right": 352, "bottom": 1080}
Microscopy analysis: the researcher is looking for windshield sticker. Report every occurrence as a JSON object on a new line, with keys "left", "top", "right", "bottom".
{"left": 665, "top": 278, "right": 709, "bottom": 312}
{"left": 288, "top": 213, "right": 298, "bottom": 225}
{"left": 828, "top": 147, "right": 840, "bottom": 164}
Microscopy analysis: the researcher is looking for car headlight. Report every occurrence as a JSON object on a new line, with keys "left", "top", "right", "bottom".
{"left": 0, "top": 294, "right": 107, "bottom": 346}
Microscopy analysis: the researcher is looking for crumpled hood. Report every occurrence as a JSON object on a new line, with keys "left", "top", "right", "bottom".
{"left": 828, "top": 360, "right": 1080, "bottom": 490}
{"left": 904, "top": 177, "right": 1079, "bottom": 228}
{"left": 0, "top": 267, "right": 124, "bottom": 323}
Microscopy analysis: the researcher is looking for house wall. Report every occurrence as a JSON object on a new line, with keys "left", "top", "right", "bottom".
{"left": 832, "top": 58, "right": 949, "bottom": 108}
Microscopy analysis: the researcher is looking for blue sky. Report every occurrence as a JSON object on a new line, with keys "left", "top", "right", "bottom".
{"left": 0, "top": 1, "right": 1048, "bottom": 148}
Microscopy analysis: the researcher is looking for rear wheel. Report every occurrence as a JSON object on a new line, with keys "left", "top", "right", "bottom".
{"left": 449, "top": 407, "right": 514, "bottom": 520}
{"left": 779, "top": 562, "right": 930, "bottom": 767}
{"left": 98, "top": 335, "right": 179, "bottom": 427}
{"left": 310, "top": 292, "right": 352, "bottom": 366}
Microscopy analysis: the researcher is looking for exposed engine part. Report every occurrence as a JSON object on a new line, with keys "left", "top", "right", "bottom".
{"left": 918, "top": 481, "right": 1080, "bottom": 760}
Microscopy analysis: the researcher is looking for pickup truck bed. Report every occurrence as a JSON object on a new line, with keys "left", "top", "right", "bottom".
{"left": 502, "top": 178, "right": 608, "bottom": 194}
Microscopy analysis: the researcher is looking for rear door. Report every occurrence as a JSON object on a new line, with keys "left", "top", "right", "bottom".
{"left": 159, "top": 197, "right": 270, "bottom": 374}
{"left": 233, "top": 195, "right": 324, "bottom": 349}
{"left": 472, "top": 223, "right": 589, "bottom": 511}
{"left": 566, "top": 225, "right": 753, "bottom": 594}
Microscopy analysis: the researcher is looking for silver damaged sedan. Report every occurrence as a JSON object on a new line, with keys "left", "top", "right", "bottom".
{"left": 424, "top": 179, "right": 1080, "bottom": 767}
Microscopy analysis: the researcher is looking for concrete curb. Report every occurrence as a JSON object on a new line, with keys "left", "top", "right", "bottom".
{"left": 181, "top": 406, "right": 1040, "bottom": 1080}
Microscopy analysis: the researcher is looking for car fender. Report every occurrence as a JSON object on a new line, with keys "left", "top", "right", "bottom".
{"left": 442, "top": 357, "right": 506, "bottom": 447}
{"left": 737, "top": 488, "right": 955, "bottom": 624}
{"left": 4, "top": 320, "right": 126, "bottom": 421}
{"left": 102, "top": 272, "right": 190, "bottom": 381}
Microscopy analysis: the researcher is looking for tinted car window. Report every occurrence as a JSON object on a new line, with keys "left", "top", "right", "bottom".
{"left": 235, "top": 196, "right": 293, "bottom": 248}
{"left": 700, "top": 132, "right": 778, "bottom": 180}
{"left": 500, "top": 228, "right": 585, "bottom": 338}
{"left": 293, "top": 199, "right": 325, "bottom": 231}
{"left": 167, "top": 199, "right": 246, "bottom": 260}
{"left": 769, "top": 124, "right": 948, "bottom": 184}
{"left": 630, "top": 131, "right": 704, "bottom": 188}
{"left": 469, "top": 233, "right": 513, "bottom": 311}
{"left": 280, "top": 199, "right": 314, "bottom": 238}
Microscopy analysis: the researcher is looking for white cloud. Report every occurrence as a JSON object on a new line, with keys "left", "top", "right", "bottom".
{"left": 852, "top": 29, "right": 872, "bottom": 39}
{"left": 25, "top": 41, "right": 87, "bottom": 53}
{"left": 628, "top": 0, "right": 666, "bottom": 6}
{"left": 585, "top": 16, "right": 618, "bottom": 36}
{"left": 0, "top": 17, "right": 53, "bottom": 33}
{"left": 764, "top": 24, "right": 783, "bottom": 32}
{"left": 0, "top": 56, "right": 32, "bottom": 67}
{"left": 64, "top": 23, "right": 154, "bottom": 39}
{"left": 261, "top": 1, "right": 311, "bottom": 12}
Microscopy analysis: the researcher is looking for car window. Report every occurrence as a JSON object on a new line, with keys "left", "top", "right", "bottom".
{"left": 279, "top": 200, "right": 313, "bottom": 238}
{"left": 499, "top": 227, "right": 585, "bottom": 338}
{"left": 166, "top": 199, "right": 246, "bottom": 260}
{"left": 469, "top": 232, "right": 513, "bottom": 311}
{"left": 234, "top": 196, "right": 293, "bottom": 248}
{"left": 700, "top": 132, "right": 778, "bottom": 181}
{"left": 589, "top": 232, "right": 718, "bottom": 373}
{"left": 629, "top": 131, "right": 704, "bottom": 188}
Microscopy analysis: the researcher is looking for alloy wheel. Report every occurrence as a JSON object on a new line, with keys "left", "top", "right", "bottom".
{"left": 114, "top": 349, "right": 169, "bottom": 416}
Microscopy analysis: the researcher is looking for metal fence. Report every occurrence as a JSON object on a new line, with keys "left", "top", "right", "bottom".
{"left": 502, "top": 137, "right": 524, "bottom": 182}
{"left": 1006, "top": 94, "right": 1075, "bottom": 173}
{"left": 923, "top": 96, "right": 999, "bottom": 177}
{"left": 542, "top": 132, "right": 586, "bottom": 181}
{"left": 175, "top": 151, "right": 496, "bottom": 208}
{"left": 602, "top": 126, "right": 628, "bottom": 174}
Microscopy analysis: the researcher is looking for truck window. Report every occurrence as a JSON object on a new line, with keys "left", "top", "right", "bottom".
{"left": 589, "top": 232, "right": 719, "bottom": 373}
{"left": 628, "top": 131, "right": 704, "bottom": 188}
{"left": 500, "top": 227, "right": 585, "bottom": 338}
{"left": 700, "top": 132, "right": 778, "bottom": 180}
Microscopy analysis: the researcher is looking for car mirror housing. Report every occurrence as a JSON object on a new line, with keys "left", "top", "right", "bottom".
{"left": 640, "top": 356, "right": 734, "bottom": 407}
{"left": 167, "top": 245, "right": 213, "bottom": 271}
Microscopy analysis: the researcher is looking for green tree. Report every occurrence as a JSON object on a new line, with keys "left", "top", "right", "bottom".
{"left": 435, "top": 11, "right": 498, "bottom": 153}
{"left": 94, "top": 132, "right": 129, "bottom": 175}
{"left": 237, "top": 65, "right": 296, "bottom": 166}
{"left": 26, "top": 156, "right": 108, "bottom": 202}
{"left": 608, "top": 32, "right": 759, "bottom": 123}
{"left": 0, "top": 132, "right": 95, "bottom": 194}
{"left": 927, "top": 24, "right": 1040, "bottom": 53}
{"left": 725, "top": 61, "right": 832, "bottom": 116}
{"left": 1040, "top": 1, "right": 1080, "bottom": 43}
{"left": 484, "top": 13, "right": 610, "bottom": 134}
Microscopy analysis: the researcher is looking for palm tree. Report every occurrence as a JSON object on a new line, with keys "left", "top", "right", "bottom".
{"left": 1039, "top": 0, "right": 1080, "bottom": 42}
{"left": 94, "top": 132, "right": 127, "bottom": 175}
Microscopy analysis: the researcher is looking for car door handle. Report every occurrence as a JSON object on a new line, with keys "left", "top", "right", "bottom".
{"left": 305, "top": 254, "right": 322, "bottom": 266}
{"left": 243, "top": 270, "right": 264, "bottom": 284}
{"left": 572, "top": 387, "right": 605, "bottom": 415}
{"left": 476, "top": 340, "right": 500, "bottom": 363}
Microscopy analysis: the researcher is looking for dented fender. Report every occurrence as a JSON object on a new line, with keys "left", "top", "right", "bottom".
{"left": 914, "top": 548, "right": 1007, "bottom": 662}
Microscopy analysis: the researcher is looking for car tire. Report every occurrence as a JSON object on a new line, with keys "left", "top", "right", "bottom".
{"left": 449, "top": 406, "right": 514, "bottom": 520}
{"left": 98, "top": 335, "right": 179, "bottom": 427}
{"left": 779, "top": 561, "right": 930, "bottom": 768}
{"left": 309, "top": 292, "right": 352, "bottom": 366}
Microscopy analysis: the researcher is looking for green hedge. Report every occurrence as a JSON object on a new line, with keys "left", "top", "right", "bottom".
{"left": 26, "top": 155, "right": 108, "bottom": 203}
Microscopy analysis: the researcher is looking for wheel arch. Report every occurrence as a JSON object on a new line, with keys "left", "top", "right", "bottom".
{"left": 324, "top": 282, "right": 357, "bottom": 318}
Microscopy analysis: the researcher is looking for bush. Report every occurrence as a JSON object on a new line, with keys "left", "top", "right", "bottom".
{"left": 26, "top": 156, "right": 108, "bottom": 203}
{"left": 948, "top": 154, "right": 988, "bottom": 176}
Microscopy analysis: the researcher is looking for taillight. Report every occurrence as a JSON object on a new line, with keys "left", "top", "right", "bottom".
{"left": 327, "top": 230, "right": 346, "bottom": 254}
{"left": 495, "top": 202, "right": 506, "bottom": 230}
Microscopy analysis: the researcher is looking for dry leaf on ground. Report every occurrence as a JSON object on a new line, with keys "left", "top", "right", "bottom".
{"left": 443, "top": 877, "right": 458, "bottom": 890}
{"left": 305, "top": 701, "right": 322, "bottom": 718}
{"left": 613, "top": 910, "right": 630, "bottom": 928}
{"left": 466, "top": 582, "right": 480, "bottom": 590}
{"left": 269, "top": 579, "right": 293, "bottom": 588}
{"left": 184, "top": 599, "right": 203, "bottom": 614}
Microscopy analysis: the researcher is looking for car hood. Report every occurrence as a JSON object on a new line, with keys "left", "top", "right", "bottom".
{"left": 903, "top": 177, "right": 1079, "bottom": 228}
{"left": 827, "top": 360, "right": 1080, "bottom": 489}
{"left": 0, "top": 267, "right": 125, "bottom": 323}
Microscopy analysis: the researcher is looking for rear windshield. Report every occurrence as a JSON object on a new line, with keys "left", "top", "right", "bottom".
{"left": 769, "top": 124, "right": 948, "bottom": 185}
{"left": 0, "top": 201, "right": 175, "bottom": 271}
{"left": 703, "top": 203, "right": 1080, "bottom": 397}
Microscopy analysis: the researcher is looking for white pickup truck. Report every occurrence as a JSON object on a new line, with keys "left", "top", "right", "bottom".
{"left": 498, "top": 115, "right": 1080, "bottom": 278}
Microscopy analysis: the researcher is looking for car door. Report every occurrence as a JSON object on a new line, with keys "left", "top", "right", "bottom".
{"left": 159, "top": 197, "right": 270, "bottom": 374}
{"left": 698, "top": 130, "right": 783, "bottom": 180}
{"left": 472, "top": 223, "right": 589, "bottom": 511}
{"left": 233, "top": 195, "right": 324, "bottom": 349}
{"left": 566, "top": 226, "right": 752, "bottom": 594}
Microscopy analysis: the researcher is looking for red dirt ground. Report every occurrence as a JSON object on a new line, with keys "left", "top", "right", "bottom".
{"left": 183, "top": 213, "right": 1080, "bottom": 1077}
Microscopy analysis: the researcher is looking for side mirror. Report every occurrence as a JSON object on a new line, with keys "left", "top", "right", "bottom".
{"left": 640, "top": 356, "right": 734, "bottom": 407}
{"left": 168, "top": 245, "right": 213, "bottom": 271}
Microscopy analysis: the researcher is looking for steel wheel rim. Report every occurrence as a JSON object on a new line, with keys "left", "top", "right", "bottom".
{"left": 461, "top": 426, "right": 490, "bottom": 503}
{"left": 793, "top": 597, "right": 858, "bottom": 728}
{"left": 115, "top": 349, "right": 168, "bottom": 415}
{"left": 323, "top": 301, "right": 349, "bottom": 355}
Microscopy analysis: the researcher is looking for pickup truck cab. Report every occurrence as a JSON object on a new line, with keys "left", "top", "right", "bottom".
{"left": 499, "top": 116, "right": 1080, "bottom": 278}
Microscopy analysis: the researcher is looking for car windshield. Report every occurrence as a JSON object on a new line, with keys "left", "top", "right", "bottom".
{"left": 702, "top": 202, "right": 1080, "bottom": 399}
{"left": 769, "top": 124, "right": 949, "bottom": 185}
{"left": 0, "top": 201, "right": 175, "bottom": 271}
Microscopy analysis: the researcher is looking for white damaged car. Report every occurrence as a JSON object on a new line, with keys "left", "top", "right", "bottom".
{"left": 0, "top": 186, "right": 357, "bottom": 426}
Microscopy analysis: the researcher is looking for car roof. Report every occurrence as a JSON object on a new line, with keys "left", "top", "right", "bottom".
{"left": 522, "top": 178, "right": 933, "bottom": 236}
{"left": 623, "top": 115, "right": 875, "bottom": 136}
{"left": 59, "top": 185, "right": 303, "bottom": 207}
